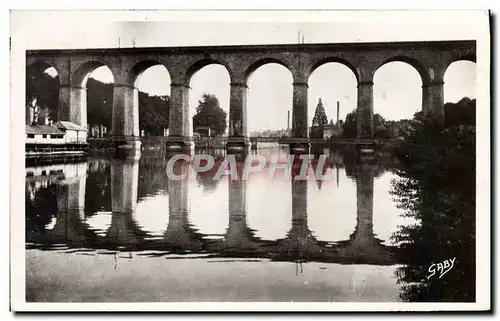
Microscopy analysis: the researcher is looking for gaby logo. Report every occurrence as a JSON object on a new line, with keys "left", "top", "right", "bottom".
{"left": 427, "top": 257, "right": 456, "bottom": 280}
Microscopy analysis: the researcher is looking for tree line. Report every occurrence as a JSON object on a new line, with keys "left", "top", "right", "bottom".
{"left": 339, "top": 97, "right": 475, "bottom": 139}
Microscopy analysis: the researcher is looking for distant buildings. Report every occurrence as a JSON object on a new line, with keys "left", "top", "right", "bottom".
{"left": 309, "top": 123, "right": 343, "bottom": 139}
{"left": 54, "top": 121, "right": 88, "bottom": 143}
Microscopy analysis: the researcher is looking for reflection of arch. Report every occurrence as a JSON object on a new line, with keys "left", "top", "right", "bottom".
{"left": 128, "top": 60, "right": 171, "bottom": 87}
{"left": 375, "top": 56, "right": 429, "bottom": 85}
{"left": 245, "top": 58, "right": 292, "bottom": 84}
{"left": 308, "top": 57, "right": 360, "bottom": 83}
{"left": 185, "top": 58, "right": 233, "bottom": 85}
{"left": 71, "top": 61, "right": 115, "bottom": 87}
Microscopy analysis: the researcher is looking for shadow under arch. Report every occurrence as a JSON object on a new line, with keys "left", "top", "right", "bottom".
{"left": 26, "top": 61, "right": 61, "bottom": 123}
{"left": 27, "top": 60, "right": 61, "bottom": 76}
{"left": 70, "top": 60, "right": 116, "bottom": 88}
{"left": 308, "top": 57, "right": 360, "bottom": 84}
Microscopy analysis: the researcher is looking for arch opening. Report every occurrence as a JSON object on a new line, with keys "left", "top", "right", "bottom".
{"left": 308, "top": 62, "right": 357, "bottom": 139}
{"left": 443, "top": 60, "right": 476, "bottom": 126}
{"left": 309, "top": 58, "right": 360, "bottom": 84}
{"left": 247, "top": 63, "right": 293, "bottom": 137}
{"left": 188, "top": 63, "right": 231, "bottom": 138}
{"left": 444, "top": 60, "right": 476, "bottom": 104}
{"left": 77, "top": 65, "right": 115, "bottom": 138}
{"left": 26, "top": 62, "right": 60, "bottom": 126}
{"left": 377, "top": 57, "right": 430, "bottom": 86}
{"left": 373, "top": 61, "right": 422, "bottom": 138}
{"left": 133, "top": 63, "right": 172, "bottom": 137}
{"left": 245, "top": 58, "right": 292, "bottom": 85}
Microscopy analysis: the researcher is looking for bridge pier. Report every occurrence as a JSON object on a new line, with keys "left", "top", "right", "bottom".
{"left": 166, "top": 83, "right": 192, "bottom": 152}
{"left": 357, "top": 81, "right": 374, "bottom": 139}
{"left": 111, "top": 84, "right": 142, "bottom": 152}
{"left": 58, "top": 84, "right": 87, "bottom": 127}
{"left": 290, "top": 81, "right": 311, "bottom": 154}
{"left": 422, "top": 81, "right": 445, "bottom": 123}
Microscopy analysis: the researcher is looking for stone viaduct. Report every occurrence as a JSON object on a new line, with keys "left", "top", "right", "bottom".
{"left": 26, "top": 40, "right": 475, "bottom": 152}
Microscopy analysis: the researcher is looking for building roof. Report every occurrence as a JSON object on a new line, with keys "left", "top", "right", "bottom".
{"left": 54, "top": 121, "right": 87, "bottom": 131}
{"left": 26, "top": 124, "right": 64, "bottom": 135}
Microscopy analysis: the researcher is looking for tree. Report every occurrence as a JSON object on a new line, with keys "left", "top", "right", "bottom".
{"left": 26, "top": 69, "right": 59, "bottom": 123}
{"left": 139, "top": 93, "right": 170, "bottom": 136}
{"left": 444, "top": 97, "right": 475, "bottom": 126}
{"left": 341, "top": 108, "right": 393, "bottom": 138}
{"left": 342, "top": 109, "right": 358, "bottom": 138}
{"left": 312, "top": 98, "right": 328, "bottom": 127}
{"left": 391, "top": 109, "right": 476, "bottom": 302}
{"left": 192, "top": 93, "right": 227, "bottom": 136}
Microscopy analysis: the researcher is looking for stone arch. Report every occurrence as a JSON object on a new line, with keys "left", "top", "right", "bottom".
{"left": 27, "top": 60, "right": 61, "bottom": 77}
{"left": 184, "top": 58, "right": 233, "bottom": 86}
{"left": 444, "top": 55, "right": 476, "bottom": 77}
{"left": 443, "top": 59, "right": 476, "bottom": 105}
{"left": 308, "top": 57, "right": 360, "bottom": 84}
{"left": 70, "top": 60, "right": 116, "bottom": 88}
{"left": 244, "top": 58, "right": 292, "bottom": 85}
{"left": 127, "top": 59, "right": 171, "bottom": 88}
{"left": 373, "top": 59, "right": 424, "bottom": 121}
{"left": 375, "top": 56, "right": 430, "bottom": 86}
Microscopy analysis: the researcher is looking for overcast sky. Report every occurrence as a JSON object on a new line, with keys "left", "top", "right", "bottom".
{"left": 18, "top": 11, "right": 477, "bottom": 132}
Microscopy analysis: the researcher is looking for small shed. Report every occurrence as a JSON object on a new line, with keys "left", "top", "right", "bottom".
{"left": 54, "top": 121, "right": 88, "bottom": 144}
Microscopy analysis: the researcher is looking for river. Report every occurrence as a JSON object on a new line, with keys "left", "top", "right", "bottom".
{"left": 25, "top": 147, "right": 425, "bottom": 302}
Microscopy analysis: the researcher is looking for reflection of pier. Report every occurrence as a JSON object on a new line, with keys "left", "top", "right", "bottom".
{"left": 220, "top": 162, "right": 262, "bottom": 252}
{"left": 30, "top": 154, "right": 398, "bottom": 265}
{"left": 45, "top": 162, "right": 96, "bottom": 246}
{"left": 105, "top": 157, "right": 146, "bottom": 248}
{"left": 162, "top": 158, "right": 204, "bottom": 251}
{"left": 334, "top": 163, "right": 395, "bottom": 264}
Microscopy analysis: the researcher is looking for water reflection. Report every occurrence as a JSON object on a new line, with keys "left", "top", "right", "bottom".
{"left": 26, "top": 148, "right": 404, "bottom": 267}
{"left": 35, "top": 147, "right": 479, "bottom": 303}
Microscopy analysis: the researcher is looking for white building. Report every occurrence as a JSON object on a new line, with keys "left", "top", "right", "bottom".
{"left": 54, "top": 121, "right": 88, "bottom": 144}
{"left": 25, "top": 124, "right": 65, "bottom": 144}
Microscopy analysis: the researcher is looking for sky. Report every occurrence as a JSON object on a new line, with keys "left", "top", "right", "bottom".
{"left": 20, "top": 12, "right": 477, "bottom": 132}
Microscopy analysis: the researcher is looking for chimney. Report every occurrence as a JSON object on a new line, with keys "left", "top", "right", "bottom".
{"left": 336, "top": 101, "right": 340, "bottom": 124}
